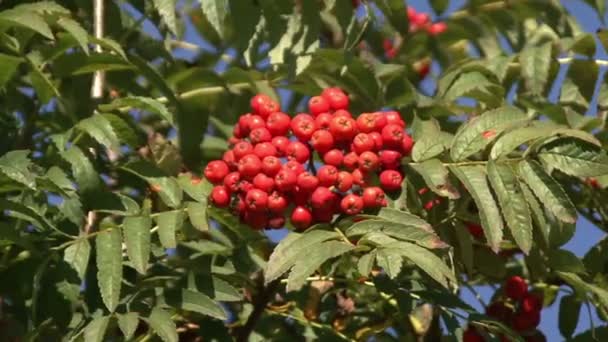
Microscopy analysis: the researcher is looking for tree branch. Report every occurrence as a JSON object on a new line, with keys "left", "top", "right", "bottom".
{"left": 91, "top": 0, "right": 105, "bottom": 99}
{"left": 235, "top": 279, "right": 279, "bottom": 342}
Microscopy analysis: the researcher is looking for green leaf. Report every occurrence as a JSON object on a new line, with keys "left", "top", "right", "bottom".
{"left": 201, "top": 0, "right": 227, "bottom": 39}
{"left": 450, "top": 165, "right": 503, "bottom": 252}
{"left": 0, "top": 198, "right": 60, "bottom": 233}
{"left": 148, "top": 307, "right": 178, "bottom": 342}
{"left": 0, "top": 8, "right": 53, "bottom": 39}
{"left": 123, "top": 215, "right": 151, "bottom": 274}
{"left": 117, "top": 312, "right": 139, "bottom": 340}
{"left": 28, "top": 60, "right": 59, "bottom": 104}
{"left": 187, "top": 201, "right": 209, "bottom": 231}
{"left": 56, "top": 17, "right": 89, "bottom": 54}
{"left": 453, "top": 222, "right": 474, "bottom": 274}
{"left": 64, "top": 239, "right": 90, "bottom": 280}
{"left": 382, "top": 241, "right": 456, "bottom": 287}
{"left": 549, "top": 249, "right": 586, "bottom": 274}
{"left": 177, "top": 174, "right": 211, "bottom": 202}
{"left": 83, "top": 316, "right": 110, "bottom": 342}
{"left": 206, "top": 276, "right": 242, "bottom": 302}
{"left": 287, "top": 241, "right": 354, "bottom": 292}
{"left": 411, "top": 116, "right": 451, "bottom": 162}
{"left": 375, "top": 248, "right": 403, "bottom": 279}
{"left": 121, "top": 161, "right": 183, "bottom": 208}
{"left": 265, "top": 230, "right": 338, "bottom": 284}
{"left": 376, "top": 207, "right": 433, "bottom": 230}
{"left": 153, "top": 0, "right": 178, "bottom": 35}
{"left": 168, "top": 289, "right": 227, "bottom": 320}
{"left": 490, "top": 124, "right": 557, "bottom": 159}
{"left": 358, "top": 250, "right": 376, "bottom": 276}
{"left": 375, "top": 0, "right": 409, "bottom": 33}
{"left": 77, "top": 114, "right": 121, "bottom": 151}
{"left": 46, "top": 166, "right": 75, "bottom": 193}
{"left": 518, "top": 160, "right": 577, "bottom": 223}
{"left": 0, "top": 150, "right": 35, "bottom": 189}
{"left": 155, "top": 210, "right": 184, "bottom": 249}
{"left": 0, "top": 53, "right": 22, "bottom": 88}
{"left": 91, "top": 192, "right": 140, "bottom": 216}
{"left": 450, "top": 106, "right": 528, "bottom": 161}
{"left": 99, "top": 96, "right": 175, "bottom": 126}
{"left": 443, "top": 71, "right": 500, "bottom": 103}
{"left": 487, "top": 161, "right": 533, "bottom": 254}
{"left": 559, "top": 294, "right": 581, "bottom": 338}
{"left": 96, "top": 228, "right": 123, "bottom": 312}
{"left": 346, "top": 219, "right": 446, "bottom": 249}
{"left": 411, "top": 159, "right": 460, "bottom": 199}
{"left": 60, "top": 147, "right": 101, "bottom": 192}
{"left": 520, "top": 42, "right": 552, "bottom": 96}
{"left": 538, "top": 138, "right": 608, "bottom": 177}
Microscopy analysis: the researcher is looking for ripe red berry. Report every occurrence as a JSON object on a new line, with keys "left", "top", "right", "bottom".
{"left": 336, "top": 171, "right": 354, "bottom": 192}
{"left": 351, "top": 168, "right": 370, "bottom": 187}
{"left": 329, "top": 116, "right": 357, "bottom": 141}
{"left": 315, "top": 113, "right": 333, "bottom": 130}
{"left": 222, "top": 150, "right": 237, "bottom": 170}
{"left": 322, "top": 88, "right": 349, "bottom": 110}
{"left": 462, "top": 328, "right": 484, "bottom": 342}
{"left": 310, "top": 187, "right": 337, "bottom": 210}
{"left": 249, "top": 127, "right": 272, "bottom": 144}
{"left": 308, "top": 96, "right": 331, "bottom": 116}
{"left": 291, "top": 206, "right": 313, "bottom": 230}
{"left": 268, "top": 215, "right": 286, "bottom": 229}
{"left": 521, "top": 293, "right": 543, "bottom": 314}
{"left": 341, "top": 194, "right": 364, "bottom": 215}
{"left": 258, "top": 100, "right": 280, "bottom": 118}
{"left": 512, "top": 310, "right": 541, "bottom": 332}
{"left": 271, "top": 136, "right": 290, "bottom": 156}
{"left": 384, "top": 111, "right": 405, "bottom": 127}
{"left": 245, "top": 189, "right": 269, "bottom": 212}
{"left": 382, "top": 124, "right": 405, "bottom": 149}
{"left": 379, "top": 170, "right": 403, "bottom": 191}
{"left": 369, "top": 131, "right": 383, "bottom": 150}
{"left": 362, "top": 187, "right": 387, "bottom": 208}
{"left": 248, "top": 114, "right": 266, "bottom": 131}
{"left": 254, "top": 142, "right": 277, "bottom": 159}
{"left": 486, "top": 301, "right": 512, "bottom": 321}
{"left": 253, "top": 174, "right": 275, "bottom": 193}
{"left": 233, "top": 141, "right": 254, "bottom": 160}
{"left": 268, "top": 191, "right": 288, "bottom": 213}
{"left": 411, "top": 12, "right": 430, "bottom": 30}
{"left": 291, "top": 116, "right": 316, "bottom": 142}
{"left": 210, "top": 186, "right": 230, "bottom": 207}
{"left": 505, "top": 276, "right": 528, "bottom": 301}
{"left": 318, "top": 165, "right": 339, "bottom": 187}
{"left": 323, "top": 149, "right": 344, "bottom": 167}
{"left": 275, "top": 169, "right": 298, "bottom": 191}
{"left": 238, "top": 113, "right": 253, "bottom": 135}
{"left": 250, "top": 94, "right": 272, "bottom": 114}
{"left": 313, "top": 207, "right": 334, "bottom": 223}
{"left": 286, "top": 141, "right": 311, "bottom": 163}
{"left": 427, "top": 22, "right": 447, "bottom": 35}
{"left": 292, "top": 186, "right": 310, "bottom": 206}
{"left": 238, "top": 154, "right": 262, "bottom": 179}
{"left": 466, "top": 222, "right": 484, "bottom": 238}
{"left": 282, "top": 160, "right": 305, "bottom": 175}
{"left": 266, "top": 112, "right": 291, "bottom": 136}
{"left": 424, "top": 200, "right": 435, "bottom": 211}
{"left": 243, "top": 210, "right": 268, "bottom": 230}
{"left": 402, "top": 133, "right": 414, "bottom": 155}
{"left": 356, "top": 113, "right": 378, "bottom": 133}
{"left": 380, "top": 150, "right": 402, "bottom": 170}
{"left": 333, "top": 109, "right": 353, "bottom": 118}
{"left": 343, "top": 152, "right": 359, "bottom": 170}
{"left": 372, "top": 112, "right": 387, "bottom": 131}
{"left": 262, "top": 156, "right": 281, "bottom": 176}
{"left": 223, "top": 171, "right": 240, "bottom": 193}
{"left": 352, "top": 133, "right": 375, "bottom": 154}
{"left": 204, "top": 160, "right": 230, "bottom": 184}
{"left": 237, "top": 180, "right": 254, "bottom": 193}
{"left": 297, "top": 172, "right": 320, "bottom": 193}
{"left": 358, "top": 151, "right": 380, "bottom": 172}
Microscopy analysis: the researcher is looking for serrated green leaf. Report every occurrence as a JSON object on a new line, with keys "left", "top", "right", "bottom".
{"left": 520, "top": 182, "right": 550, "bottom": 247}
{"left": 77, "top": 114, "right": 120, "bottom": 151}
{"left": 411, "top": 159, "right": 460, "bottom": 199}
{"left": 0, "top": 150, "right": 35, "bottom": 189}
{"left": 559, "top": 294, "right": 581, "bottom": 338}
{"left": 117, "top": 312, "right": 139, "bottom": 340}
{"left": 102, "top": 113, "right": 145, "bottom": 148}
{"left": 187, "top": 201, "right": 209, "bottom": 231}
{"left": 287, "top": 241, "right": 353, "bottom": 292}
{"left": 96, "top": 228, "right": 122, "bottom": 312}
{"left": 91, "top": 192, "right": 140, "bottom": 216}
{"left": 450, "top": 165, "right": 503, "bottom": 252}
{"left": 268, "top": 12, "right": 301, "bottom": 65}
{"left": 83, "top": 316, "right": 110, "bottom": 342}
{"left": 123, "top": 215, "right": 151, "bottom": 274}
{"left": 487, "top": 161, "right": 533, "bottom": 254}
{"left": 46, "top": 166, "right": 75, "bottom": 193}
{"left": 148, "top": 307, "right": 178, "bottom": 342}
{"left": 64, "top": 239, "right": 90, "bottom": 280}
{"left": 451, "top": 106, "right": 528, "bottom": 161}
{"left": 28, "top": 60, "right": 59, "bottom": 104}
{"left": 0, "top": 198, "right": 59, "bottom": 234}
{"left": 411, "top": 116, "right": 450, "bottom": 162}
{"left": 375, "top": 0, "right": 408, "bottom": 33}
{"left": 443, "top": 71, "right": 498, "bottom": 102}
{"left": 376, "top": 207, "right": 433, "bottom": 230}
{"left": 538, "top": 138, "right": 608, "bottom": 177}
{"left": 357, "top": 250, "right": 376, "bottom": 276}
{"left": 490, "top": 124, "right": 557, "bottom": 159}
{"left": 168, "top": 289, "right": 227, "bottom": 320}
{"left": 376, "top": 248, "right": 403, "bottom": 279}
{"left": 177, "top": 174, "right": 212, "bottom": 202}
{"left": 99, "top": 96, "right": 174, "bottom": 125}
{"left": 520, "top": 42, "right": 552, "bottom": 95}
{"left": 155, "top": 210, "right": 184, "bottom": 249}
{"left": 60, "top": 147, "right": 101, "bottom": 192}
{"left": 453, "top": 222, "right": 474, "bottom": 274}
{"left": 153, "top": 0, "right": 178, "bottom": 35}
{"left": 265, "top": 230, "right": 339, "bottom": 284}
{"left": 201, "top": 0, "right": 227, "bottom": 40}
{"left": 549, "top": 249, "right": 586, "bottom": 274}
{"left": 560, "top": 78, "right": 589, "bottom": 109}
{"left": 518, "top": 160, "right": 577, "bottom": 223}
{"left": 346, "top": 219, "right": 446, "bottom": 249}
{"left": 121, "top": 161, "right": 182, "bottom": 208}
{"left": 0, "top": 9, "right": 53, "bottom": 39}
{"left": 383, "top": 241, "right": 456, "bottom": 287}
{"left": 207, "top": 276, "right": 242, "bottom": 302}
{"left": 0, "top": 53, "right": 22, "bottom": 88}
{"left": 56, "top": 17, "right": 89, "bottom": 54}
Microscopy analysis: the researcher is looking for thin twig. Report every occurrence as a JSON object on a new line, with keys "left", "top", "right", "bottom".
{"left": 91, "top": 0, "right": 105, "bottom": 99}
{"left": 235, "top": 280, "right": 280, "bottom": 342}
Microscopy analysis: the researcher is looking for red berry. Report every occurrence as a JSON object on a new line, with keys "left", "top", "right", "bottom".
{"left": 343, "top": 152, "right": 359, "bottom": 170}
{"left": 333, "top": 109, "right": 353, "bottom": 118}
{"left": 204, "top": 160, "right": 229, "bottom": 184}
{"left": 369, "top": 131, "right": 383, "bottom": 150}
{"left": 292, "top": 186, "right": 310, "bottom": 206}
{"left": 237, "top": 180, "right": 254, "bottom": 193}
{"left": 462, "top": 328, "right": 484, "bottom": 342}
{"left": 512, "top": 310, "right": 540, "bottom": 332}
{"left": 245, "top": 189, "right": 268, "bottom": 212}
{"left": 244, "top": 210, "right": 268, "bottom": 230}
{"left": 466, "top": 222, "right": 484, "bottom": 238}
{"left": 362, "top": 187, "right": 387, "bottom": 208}
{"left": 291, "top": 116, "right": 316, "bottom": 142}
{"left": 258, "top": 100, "right": 280, "bottom": 119}
{"left": 358, "top": 151, "right": 380, "bottom": 172}
{"left": 254, "top": 142, "right": 277, "bottom": 159}
{"left": 486, "top": 301, "right": 512, "bottom": 321}
{"left": 407, "top": 6, "right": 416, "bottom": 20}
{"left": 262, "top": 156, "right": 282, "bottom": 176}
{"left": 308, "top": 96, "right": 331, "bottom": 116}
{"left": 222, "top": 150, "right": 237, "bottom": 170}
{"left": 228, "top": 135, "right": 241, "bottom": 145}
{"left": 313, "top": 207, "right": 334, "bottom": 223}
{"left": 322, "top": 88, "right": 349, "bottom": 110}
{"left": 356, "top": 113, "right": 378, "bottom": 133}
{"left": 248, "top": 114, "right": 266, "bottom": 130}
{"left": 505, "top": 276, "right": 528, "bottom": 301}
{"left": 249, "top": 127, "right": 272, "bottom": 144}
{"left": 271, "top": 136, "right": 290, "bottom": 156}
{"left": 380, "top": 150, "right": 402, "bottom": 170}
{"left": 233, "top": 141, "right": 254, "bottom": 160}
{"left": 384, "top": 111, "right": 405, "bottom": 127}
{"left": 521, "top": 293, "right": 543, "bottom": 314}
{"left": 238, "top": 154, "right": 262, "bottom": 179}
{"left": 411, "top": 12, "right": 430, "bottom": 30}
{"left": 315, "top": 113, "right": 333, "bottom": 130}
{"left": 336, "top": 171, "right": 354, "bottom": 192}
{"left": 250, "top": 94, "right": 272, "bottom": 114}
{"left": 223, "top": 171, "right": 240, "bottom": 193}
{"left": 268, "top": 215, "right": 286, "bottom": 229}
{"left": 311, "top": 130, "right": 335, "bottom": 154}
{"left": 351, "top": 168, "right": 370, "bottom": 187}
{"left": 286, "top": 141, "right": 311, "bottom": 163}
{"left": 402, "top": 134, "right": 414, "bottom": 156}
{"left": 282, "top": 160, "right": 305, "bottom": 175}
{"left": 275, "top": 169, "right": 298, "bottom": 192}
{"left": 382, "top": 124, "right": 405, "bottom": 149}
{"left": 291, "top": 206, "right": 313, "bottom": 230}
{"left": 268, "top": 191, "right": 288, "bottom": 213}
{"left": 297, "top": 172, "right": 320, "bottom": 193}
{"left": 266, "top": 112, "right": 291, "bottom": 136}
{"left": 352, "top": 133, "right": 375, "bottom": 154}
{"left": 318, "top": 165, "right": 339, "bottom": 187}
{"left": 372, "top": 112, "right": 388, "bottom": 131}
{"left": 329, "top": 116, "right": 357, "bottom": 141}
{"left": 341, "top": 194, "right": 364, "bottom": 215}
{"left": 253, "top": 174, "right": 275, "bottom": 193}
{"left": 424, "top": 200, "right": 435, "bottom": 211}
{"left": 379, "top": 170, "right": 403, "bottom": 191}
{"left": 238, "top": 113, "right": 253, "bottom": 136}
{"left": 210, "top": 186, "right": 230, "bottom": 207}
{"left": 235, "top": 194, "right": 246, "bottom": 213}
{"left": 310, "top": 187, "right": 338, "bottom": 210}
{"left": 427, "top": 22, "right": 447, "bottom": 35}
{"left": 292, "top": 113, "right": 314, "bottom": 124}
{"left": 323, "top": 149, "right": 344, "bottom": 167}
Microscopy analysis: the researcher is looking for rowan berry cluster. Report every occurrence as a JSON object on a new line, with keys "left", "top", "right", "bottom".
{"left": 204, "top": 88, "right": 414, "bottom": 231}
{"left": 383, "top": 6, "right": 447, "bottom": 59}
{"left": 464, "top": 276, "right": 546, "bottom": 342}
